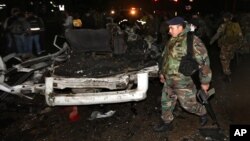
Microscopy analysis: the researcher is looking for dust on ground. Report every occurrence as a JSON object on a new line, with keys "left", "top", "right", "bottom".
{"left": 1, "top": 46, "right": 250, "bottom": 141}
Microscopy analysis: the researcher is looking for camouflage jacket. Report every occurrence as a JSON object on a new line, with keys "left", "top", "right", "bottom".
{"left": 161, "top": 30, "right": 212, "bottom": 84}
{"left": 210, "top": 21, "right": 243, "bottom": 46}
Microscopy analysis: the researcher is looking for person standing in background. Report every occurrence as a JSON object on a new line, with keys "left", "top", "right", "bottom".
{"left": 62, "top": 10, "right": 73, "bottom": 33}
{"left": 9, "top": 10, "right": 29, "bottom": 54}
{"left": 210, "top": 12, "right": 243, "bottom": 82}
{"left": 25, "top": 10, "right": 45, "bottom": 55}
{"left": 3, "top": 8, "right": 20, "bottom": 53}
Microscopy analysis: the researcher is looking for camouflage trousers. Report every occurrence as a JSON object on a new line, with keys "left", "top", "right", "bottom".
{"left": 219, "top": 44, "right": 236, "bottom": 75}
{"left": 161, "top": 74, "right": 206, "bottom": 123}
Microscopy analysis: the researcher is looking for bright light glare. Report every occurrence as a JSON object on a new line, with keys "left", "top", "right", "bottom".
{"left": 130, "top": 8, "right": 137, "bottom": 16}
{"left": 0, "top": 3, "right": 6, "bottom": 10}
{"left": 119, "top": 19, "right": 128, "bottom": 25}
{"left": 110, "top": 10, "right": 115, "bottom": 15}
{"left": 137, "top": 19, "right": 146, "bottom": 25}
{"left": 59, "top": 5, "right": 65, "bottom": 11}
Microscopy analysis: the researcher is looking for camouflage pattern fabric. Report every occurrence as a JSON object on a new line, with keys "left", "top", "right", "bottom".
{"left": 160, "top": 30, "right": 212, "bottom": 123}
{"left": 220, "top": 44, "right": 236, "bottom": 75}
{"left": 211, "top": 20, "right": 243, "bottom": 75}
{"left": 161, "top": 74, "right": 207, "bottom": 123}
{"left": 161, "top": 31, "right": 212, "bottom": 83}
{"left": 220, "top": 21, "right": 242, "bottom": 44}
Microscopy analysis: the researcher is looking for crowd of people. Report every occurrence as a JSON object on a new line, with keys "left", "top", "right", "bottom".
{"left": 0, "top": 5, "right": 250, "bottom": 136}
{"left": 1, "top": 6, "right": 249, "bottom": 57}
{"left": 1, "top": 7, "right": 45, "bottom": 56}
{"left": 0, "top": 7, "right": 249, "bottom": 81}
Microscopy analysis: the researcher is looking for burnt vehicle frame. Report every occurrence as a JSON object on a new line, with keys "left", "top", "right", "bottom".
{"left": 0, "top": 28, "right": 159, "bottom": 106}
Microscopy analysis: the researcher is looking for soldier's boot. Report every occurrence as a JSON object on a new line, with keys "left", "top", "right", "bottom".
{"left": 200, "top": 114, "right": 208, "bottom": 126}
{"left": 153, "top": 122, "right": 173, "bottom": 132}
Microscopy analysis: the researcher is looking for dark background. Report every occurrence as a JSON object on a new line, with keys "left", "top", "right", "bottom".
{"left": 1, "top": 0, "right": 250, "bottom": 14}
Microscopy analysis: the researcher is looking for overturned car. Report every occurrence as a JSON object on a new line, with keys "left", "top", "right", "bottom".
{"left": 0, "top": 28, "right": 159, "bottom": 106}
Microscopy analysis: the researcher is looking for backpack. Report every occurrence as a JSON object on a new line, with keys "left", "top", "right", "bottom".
{"left": 178, "top": 32, "right": 199, "bottom": 76}
{"left": 224, "top": 22, "right": 241, "bottom": 43}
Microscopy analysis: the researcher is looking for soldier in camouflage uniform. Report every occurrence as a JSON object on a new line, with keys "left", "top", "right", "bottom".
{"left": 210, "top": 13, "right": 243, "bottom": 81}
{"left": 153, "top": 17, "right": 212, "bottom": 132}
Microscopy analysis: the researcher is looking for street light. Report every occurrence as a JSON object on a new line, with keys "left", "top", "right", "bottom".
{"left": 130, "top": 7, "right": 137, "bottom": 16}
{"left": 110, "top": 10, "right": 115, "bottom": 15}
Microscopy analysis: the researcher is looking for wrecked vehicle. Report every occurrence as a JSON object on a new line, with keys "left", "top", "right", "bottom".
{"left": 0, "top": 38, "right": 69, "bottom": 101}
{"left": 0, "top": 28, "right": 159, "bottom": 106}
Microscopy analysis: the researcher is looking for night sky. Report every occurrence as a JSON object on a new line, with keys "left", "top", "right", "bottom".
{"left": 56, "top": 0, "right": 250, "bottom": 13}
{"left": 1, "top": 0, "right": 250, "bottom": 14}
{"left": 57, "top": 0, "right": 250, "bottom": 12}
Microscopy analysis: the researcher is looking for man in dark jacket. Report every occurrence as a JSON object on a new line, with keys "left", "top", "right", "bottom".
{"left": 25, "top": 10, "right": 45, "bottom": 55}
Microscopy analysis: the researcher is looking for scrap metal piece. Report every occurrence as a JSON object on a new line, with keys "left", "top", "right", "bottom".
{"left": 88, "top": 110, "right": 116, "bottom": 120}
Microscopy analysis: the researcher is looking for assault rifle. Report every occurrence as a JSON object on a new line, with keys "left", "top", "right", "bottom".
{"left": 197, "top": 88, "right": 220, "bottom": 128}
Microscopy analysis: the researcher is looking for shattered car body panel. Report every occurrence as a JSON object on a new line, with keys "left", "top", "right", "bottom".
{"left": 45, "top": 72, "right": 149, "bottom": 106}
{"left": 51, "top": 75, "right": 130, "bottom": 90}
{"left": 0, "top": 57, "right": 6, "bottom": 83}
{"left": 0, "top": 29, "right": 159, "bottom": 106}
{"left": 0, "top": 39, "right": 69, "bottom": 100}
{"left": 45, "top": 29, "right": 158, "bottom": 106}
